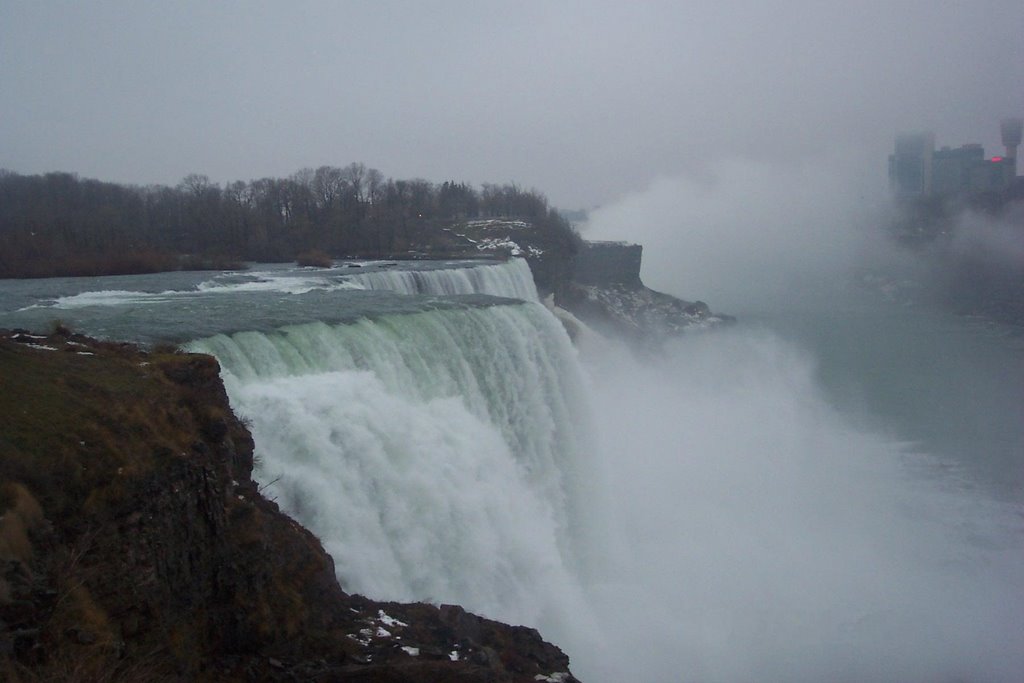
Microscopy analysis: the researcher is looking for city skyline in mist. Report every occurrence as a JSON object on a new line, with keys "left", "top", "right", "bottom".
{"left": 2, "top": 1, "right": 1022, "bottom": 209}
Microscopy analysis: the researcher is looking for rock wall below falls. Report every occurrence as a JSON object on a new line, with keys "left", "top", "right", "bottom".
{"left": 0, "top": 330, "right": 578, "bottom": 683}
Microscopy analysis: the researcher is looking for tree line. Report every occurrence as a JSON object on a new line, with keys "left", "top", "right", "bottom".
{"left": 0, "top": 164, "right": 577, "bottom": 278}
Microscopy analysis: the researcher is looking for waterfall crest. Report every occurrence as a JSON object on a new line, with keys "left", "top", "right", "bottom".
{"left": 345, "top": 258, "right": 539, "bottom": 301}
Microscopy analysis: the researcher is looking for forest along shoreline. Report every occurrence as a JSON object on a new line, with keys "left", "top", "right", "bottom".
{"left": 0, "top": 168, "right": 578, "bottom": 284}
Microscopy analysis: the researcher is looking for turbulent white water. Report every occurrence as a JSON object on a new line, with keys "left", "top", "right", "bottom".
{"left": 3, "top": 239, "right": 1019, "bottom": 680}
{"left": 176, "top": 256, "right": 1024, "bottom": 682}
{"left": 188, "top": 302, "right": 605, "bottom": 634}
{"left": 578, "top": 328, "right": 1024, "bottom": 682}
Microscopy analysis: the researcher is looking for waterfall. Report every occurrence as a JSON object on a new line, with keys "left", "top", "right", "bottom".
{"left": 187, "top": 301, "right": 604, "bottom": 632}
{"left": 183, "top": 257, "right": 1024, "bottom": 683}
{"left": 4, "top": 247, "right": 1021, "bottom": 681}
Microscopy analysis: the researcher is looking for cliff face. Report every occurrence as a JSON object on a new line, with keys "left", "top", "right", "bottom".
{"left": 433, "top": 225, "right": 731, "bottom": 341}
{"left": 556, "top": 241, "right": 733, "bottom": 344}
{"left": 0, "top": 331, "right": 577, "bottom": 682}
{"left": 570, "top": 241, "right": 643, "bottom": 288}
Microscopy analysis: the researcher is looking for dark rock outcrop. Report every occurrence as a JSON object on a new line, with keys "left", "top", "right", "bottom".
{"left": 0, "top": 330, "right": 579, "bottom": 682}
{"left": 561, "top": 283, "right": 728, "bottom": 342}
{"left": 570, "top": 241, "right": 643, "bottom": 288}
{"left": 554, "top": 240, "right": 733, "bottom": 345}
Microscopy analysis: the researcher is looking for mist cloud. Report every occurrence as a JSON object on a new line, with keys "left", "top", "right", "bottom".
{"left": 583, "top": 158, "right": 883, "bottom": 312}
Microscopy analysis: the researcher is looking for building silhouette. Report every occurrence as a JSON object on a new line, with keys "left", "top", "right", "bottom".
{"left": 889, "top": 119, "right": 1021, "bottom": 198}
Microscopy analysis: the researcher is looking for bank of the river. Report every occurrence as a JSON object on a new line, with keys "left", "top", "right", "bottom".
{"left": 0, "top": 329, "right": 579, "bottom": 682}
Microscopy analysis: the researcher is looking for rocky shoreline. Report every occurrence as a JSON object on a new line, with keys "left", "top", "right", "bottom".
{"left": 0, "top": 330, "right": 578, "bottom": 682}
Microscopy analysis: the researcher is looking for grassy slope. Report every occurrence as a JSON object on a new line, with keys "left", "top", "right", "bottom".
{"left": 0, "top": 337, "right": 193, "bottom": 521}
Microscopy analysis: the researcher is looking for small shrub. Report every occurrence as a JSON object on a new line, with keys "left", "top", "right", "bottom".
{"left": 295, "top": 249, "right": 333, "bottom": 268}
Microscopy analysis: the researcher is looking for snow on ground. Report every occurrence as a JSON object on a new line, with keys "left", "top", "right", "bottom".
{"left": 476, "top": 237, "right": 523, "bottom": 256}
{"left": 377, "top": 610, "right": 408, "bottom": 627}
{"left": 464, "top": 219, "right": 531, "bottom": 230}
{"left": 534, "top": 673, "right": 570, "bottom": 682}
{"left": 473, "top": 237, "right": 544, "bottom": 257}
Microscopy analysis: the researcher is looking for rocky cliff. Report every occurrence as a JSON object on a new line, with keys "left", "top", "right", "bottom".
{"left": 558, "top": 241, "right": 733, "bottom": 345}
{"left": 0, "top": 330, "right": 578, "bottom": 683}
{"left": 438, "top": 221, "right": 731, "bottom": 341}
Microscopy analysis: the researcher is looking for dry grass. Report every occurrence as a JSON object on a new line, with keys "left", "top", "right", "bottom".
{"left": 0, "top": 483, "right": 43, "bottom": 560}
{"left": 2, "top": 648, "right": 178, "bottom": 683}
{"left": 0, "top": 339, "right": 207, "bottom": 523}
{"left": 0, "top": 483, "right": 45, "bottom": 602}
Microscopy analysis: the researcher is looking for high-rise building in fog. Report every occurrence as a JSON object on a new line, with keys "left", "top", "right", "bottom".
{"left": 889, "top": 121, "right": 1018, "bottom": 197}
{"left": 889, "top": 132, "right": 934, "bottom": 195}
{"left": 931, "top": 144, "right": 980, "bottom": 195}
{"left": 1001, "top": 118, "right": 1022, "bottom": 176}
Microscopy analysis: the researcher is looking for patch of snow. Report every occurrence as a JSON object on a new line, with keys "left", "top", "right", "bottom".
{"left": 464, "top": 219, "right": 531, "bottom": 230}
{"left": 375, "top": 626, "right": 391, "bottom": 638}
{"left": 377, "top": 610, "right": 408, "bottom": 628}
{"left": 449, "top": 650, "right": 460, "bottom": 661}
{"left": 400, "top": 646, "right": 420, "bottom": 656}
{"left": 25, "top": 343, "right": 58, "bottom": 351}
{"left": 534, "top": 673, "right": 570, "bottom": 682}
{"left": 475, "top": 237, "right": 523, "bottom": 256}
{"left": 75, "top": 351, "right": 94, "bottom": 356}
{"left": 348, "top": 633, "right": 371, "bottom": 646}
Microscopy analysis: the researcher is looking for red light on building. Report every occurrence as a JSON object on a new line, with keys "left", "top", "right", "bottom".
{"left": 991, "top": 156, "right": 1004, "bottom": 162}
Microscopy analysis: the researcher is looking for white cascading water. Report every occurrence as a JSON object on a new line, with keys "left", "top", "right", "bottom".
{"left": 187, "top": 296, "right": 607, "bottom": 638}
{"left": 187, "top": 257, "right": 1024, "bottom": 683}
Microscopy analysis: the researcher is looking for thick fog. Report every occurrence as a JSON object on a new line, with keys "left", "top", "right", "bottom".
{"left": 576, "top": 325, "right": 1024, "bottom": 682}
{"left": 583, "top": 158, "right": 886, "bottom": 311}
{"left": 2, "top": 1, "right": 1022, "bottom": 208}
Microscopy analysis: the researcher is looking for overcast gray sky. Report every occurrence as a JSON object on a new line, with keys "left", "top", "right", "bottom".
{"left": 2, "top": 1, "right": 1022, "bottom": 209}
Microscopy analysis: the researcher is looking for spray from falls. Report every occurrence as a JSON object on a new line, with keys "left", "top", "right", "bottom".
{"left": 575, "top": 165, "right": 1024, "bottom": 681}
{"left": 578, "top": 328, "right": 1024, "bottom": 682}
{"left": 188, "top": 302, "right": 606, "bottom": 636}
{"left": 186, "top": 255, "right": 1024, "bottom": 682}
